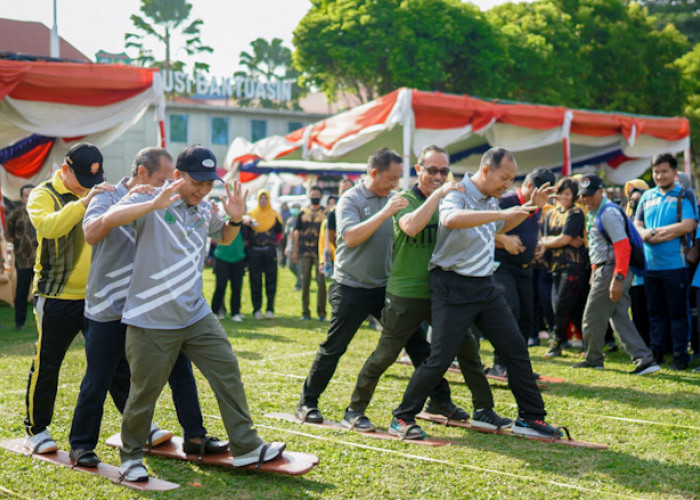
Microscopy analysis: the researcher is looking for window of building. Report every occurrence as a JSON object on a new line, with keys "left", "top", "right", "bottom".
{"left": 211, "top": 117, "right": 229, "bottom": 145}
{"left": 169, "top": 114, "right": 188, "bottom": 143}
{"left": 251, "top": 119, "right": 268, "bottom": 142}
{"left": 288, "top": 121, "right": 303, "bottom": 133}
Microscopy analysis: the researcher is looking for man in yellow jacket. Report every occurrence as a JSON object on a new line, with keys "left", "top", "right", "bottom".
{"left": 23, "top": 143, "right": 110, "bottom": 453}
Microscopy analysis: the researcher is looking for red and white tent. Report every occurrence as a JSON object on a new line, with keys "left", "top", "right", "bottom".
{"left": 0, "top": 59, "right": 165, "bottom": 199}
{"left": 226, "top": 88, "right": 691, "bottom": 186}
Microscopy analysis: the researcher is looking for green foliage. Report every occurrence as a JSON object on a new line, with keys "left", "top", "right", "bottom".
{"left": 235, "top": 38, "right": 307, "bottom": 110}
{"left": 675, "top": 43, "right": 700, "bottom": 169}
{"left": 293, "top": 0, "right": 501, "bottom": 101}
{"left": 124, "top": 0, "right": 213, "bottom": 72}
{"left": 641, "top": 0, "right": 700, "bottom": 43}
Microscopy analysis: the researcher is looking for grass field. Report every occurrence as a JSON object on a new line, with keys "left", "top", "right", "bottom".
{"left": 1, "top": 267, "right": 699, "bottom": 499}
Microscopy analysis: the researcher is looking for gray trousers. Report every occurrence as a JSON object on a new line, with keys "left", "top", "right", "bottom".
{"left": 120, "top": 313, "right": 262, "bottom": 462}
{"left": 582, "top": 264, "right": 653, "bottom": 366}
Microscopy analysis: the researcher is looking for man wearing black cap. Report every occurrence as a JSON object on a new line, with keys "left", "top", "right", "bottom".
{"left": 23, "top": 143, "right": 111, "bottom": 454}
{"left": 99, "top": 145, "right": 285, "bottom": 482}
{"left": 578, "top": 175, "right": 660, "bottom": 374}
{"left": 489, "top": 168, "right": 556, "bottom": 376}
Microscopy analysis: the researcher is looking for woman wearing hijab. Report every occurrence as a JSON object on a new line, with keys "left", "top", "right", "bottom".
{"left": 245, "top": 190, "right": 283, "bottom": 319}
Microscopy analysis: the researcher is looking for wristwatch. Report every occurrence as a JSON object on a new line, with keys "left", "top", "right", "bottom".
{"left": 613, "top": 273, "right": 625, "bottom": 281}
{"left": 228, "top": 219, "right": 243, "bottom": 227}
{"left": 651, "top": 228, "right": 657, "bottom": 237}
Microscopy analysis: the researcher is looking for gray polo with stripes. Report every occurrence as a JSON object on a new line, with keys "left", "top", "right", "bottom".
{"left": 429, "top": 175, "right": 505, "bottom": 277}
{"left": 117, "top": 181, "right": 225, "bottom": 329}
{"left": 84, "top": 177, "right": 135, "bottom": 322}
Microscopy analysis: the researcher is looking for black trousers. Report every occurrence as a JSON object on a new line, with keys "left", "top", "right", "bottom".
{"left": 551, "top": 265, "right": 589, "bottom": 343}
{"left": 248, "top": 247, "right": 277, "bottom": 313}
{"left": 24, "top": 298, "right": 87, "bottom": 435}
{"left": 645, "top": 269, "right": 690, "bottom": 358}
{"left": 394, "top": 269, "right": 545, "bottom": 421}
{"left": 70, "top": 319, "right": 207, "bottom": 450}
{"left": 533, "top": 267, "right": 554, "bottom": 335}
{"left": 630, "top": 284, "right": 650, "bottom": 347}
{"left": 494, "top": 262, "right": 534, "bottom": 365}
{"left": 14, "top": 266, "right": 33, "bottom": 328}
{"left": 211, "top": 258, "right": 246, "bottom": 316}
{"left": 300, "top": 282, "right": 385, "bottom": 407}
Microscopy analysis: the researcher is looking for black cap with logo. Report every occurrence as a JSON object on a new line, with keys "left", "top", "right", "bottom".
{"left": 64, "top": 143, "right": 105, "bottom": 188}
{"left": 579, "top": 174, "right": 604, "bottom": 196}
{"left": 176, "top": 145, "right": 224, "bottom": 182}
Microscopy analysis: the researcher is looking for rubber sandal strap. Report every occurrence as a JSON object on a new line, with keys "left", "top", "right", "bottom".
{"left": 255, "top": 443, "right": 271, "bottom": 471}
{"left": 119, "top": 463, "right": 145, "bottom": 483}
{"left": 301, "top": 407, "right": 320, "bottom": 422}
{"left": 197, "top": 436, "right": 213, "bottom": 464}
{"left": 559, "top": 426, "right": 572, "bottom": 441}
{"left": 72, "top": 449, "right": 97, "bottom": 464}
{"left": 399, "top": 424, "right": 421, "bottom": 441}
{"left": 146, "top": 429, "right": 157, "bottom": 451}
{"left": 30, "top": 438, "right": 55, "bottom": 453}
{"left": 348, "top": 415, "right": 364, "bottom": 430}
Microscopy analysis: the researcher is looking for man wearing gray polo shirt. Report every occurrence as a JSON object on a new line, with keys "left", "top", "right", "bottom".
{"left": 392, "top": 147, "right": 563, "bottom": 439}
{"left": 577, "top": 174, "right": 660, "bottom": 374}
{"left": 295, "top": 148, "right": 409, "bottom": 423}
{"left": 100, "top": 146, "right": 285, "bottom": 482}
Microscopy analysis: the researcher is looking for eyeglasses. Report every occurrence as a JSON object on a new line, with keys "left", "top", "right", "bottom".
{"left": 420, "top": 164, "right": 450, "bottom": 177}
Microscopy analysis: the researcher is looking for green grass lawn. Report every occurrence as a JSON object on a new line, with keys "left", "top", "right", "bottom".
{"left": 1, "top": 266, "right": 699, "bottom": 499}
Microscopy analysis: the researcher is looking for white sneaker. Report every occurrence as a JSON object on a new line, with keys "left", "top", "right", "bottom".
{"left": 232, "top": 313, "right": 244, "bottom": 322}
{"left": 119, "top": 459, "right": 148, "bottom": 482}
{"left": 265, "top": 311, "right": 274, "bottom": 319}
{"left": 216, "top": 312, "right": 226, "bottom": 319}
{"left": 149, "top": 425, "right": 173, "bottom": 447}
{"left": 24, "top": 430, "right": 58, "bottom": 454}
{"left": 254, "top": 311, "right": 263, "bottom": 320}
{"left": 232, "top": 442, "right": 286, "bottom": 467}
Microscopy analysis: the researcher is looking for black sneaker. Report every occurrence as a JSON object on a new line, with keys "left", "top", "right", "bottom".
{"left": 471, "top": 408, "right": 513, "bottom": 430}
{"left": 630, "top": 360, "right": 661, "bottom": 375}
{"left": 512, "top": 418, "right": 563, "bottom": 438}
{"left": 388, "top": 417, "right": 425, "bottom": 440}
{"left": 544, "top": 341, "right": 563, "bottom": 358}
{"left": 527, "top": 337, "right": 540, "bottom": 347}
{"left": 485, "top": 364, "right": 507, "bottom": 378}
{"left": 69, "top": 448, "right": 99, "bottom": 467}
{"left": 295, "top": 404, "right": 324, "bottom": 423}
{"left": 603, "top": 341, "right": 619, "bottom": 353}
{"left": 653, "top": 352, "right": 665, "bottom": 365}
{"left": 341, "top": 409, "right": 376, "bottom": 432}
{"left": 573, "top": 360, "right": 604, "bottom": 370}
{"left": 671, "top": 352, "right": 689, "bottom": 371}
{"left": 300, "top": 314, "right": 311, "bottom": 320}
{"left": 423, "top": 400, "right": 469, "bottom": 421}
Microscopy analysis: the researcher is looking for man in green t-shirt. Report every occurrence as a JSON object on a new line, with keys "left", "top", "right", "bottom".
{"left": 342, "top": 146, "right": 507, "bottom": 435}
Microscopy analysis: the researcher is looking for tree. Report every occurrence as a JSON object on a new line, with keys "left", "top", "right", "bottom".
{"left": 234, "top": 38, "right": 307, "bottom": 110}
{"left": 292, "top": 0, "right": 503, "bottom": 102}
{"left": 124, "top": 0, "right": 213, "bottom": 72}
{"left": 641, "top": 0, "right": 700, "bottom": 44}
{"left": 675, "top": 43, "right": 700, "bottom": 168}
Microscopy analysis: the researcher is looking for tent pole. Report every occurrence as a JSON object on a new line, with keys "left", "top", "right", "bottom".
{"left": 402, "top": 103, "right": 412, "bottom": 190}
{"left": 684, "top": 146, "right": 691, "bottom": 175}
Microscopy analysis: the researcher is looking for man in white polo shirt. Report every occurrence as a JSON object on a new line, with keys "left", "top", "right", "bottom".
{"left": 100, "top": 145, "right": 284, "bottom": 482}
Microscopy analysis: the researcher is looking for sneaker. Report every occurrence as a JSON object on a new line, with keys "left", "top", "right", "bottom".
{"left": 450, "top": 359, "right": 460, "bottom": 370}
{"left": 527, "top": 337, "right": 540, "bottom": 347}
{"left": 69, "top": 448, "right": 99, "bottom": 467}
{"left": 24, "top": 430, "right": 57, "bottom": 454}
{"left": 653, "top": 352, "right": 665, "bottom": 365}
{"left": 232, "top": 313, "right": 244, "bottom": 322}
{"left": 253, "top": 311, "right": 263, "bottom": 320}
{"left": 485, "top": 364, "right": 507, "bottom": 378}
{"left": 318, "top": 315, "right": 327, "bottom": 322}
{"left": 265, "top": 311, "right": 274, "bottom": 319}
{"left": 149, "top": 425, "right": 173, "bottom": 447}
{"left": 341, "top": 409, "right": 376, "bottom": 432}
{"left": 471, "top": 408, "right": 514, "bottom": 430}
{"left": 544, "top": 341, "right": 563, "bottom": 358}
{"left": 671, "top": 352, "right": 689, "bottom": 371}
{"left": 569, "top": 338, "right": 584, "bottom": 350}
{"left": 388, "top": 417, "right": 425, "bottom": 440}
{"left": 694, "top": 365, "right": 700, "bottom": 373}
{"left": 295, "top": 404, "right": 324, "bottom": 423}
{"left": 300, "top": 314, "right": 311, "bottom": 320}
{"left": 630, "top": 360, "right": 661, "bottom": 375}
{"left": 423, "top": 400, "right": 469, "bottom": 421}
{"left": 216, "top": 312, "right": 226, "bottom": 320}
{"left": 182, "top": 436, "right": 229, "bottom": 455}
{"left": 573, "top": 360, "right": 604, "bottom": 370}
{"left": 119, "top": 459, "right": 148, "bottom": 482}
{"left": 232, "top": 442, "right": 286, "bottom": 467}
{"left": 513, "top": 418, "right": 563, "bottom": 438}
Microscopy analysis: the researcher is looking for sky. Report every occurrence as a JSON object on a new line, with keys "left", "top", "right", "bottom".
{"left": 2, "top": 0, "right": 513, "bottom": 77}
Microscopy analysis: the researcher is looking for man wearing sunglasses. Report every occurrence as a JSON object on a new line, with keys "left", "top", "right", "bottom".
{"left": 342, "top": 146, "right": 504, "bottom": 438}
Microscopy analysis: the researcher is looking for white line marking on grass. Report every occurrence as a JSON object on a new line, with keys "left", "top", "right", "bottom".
{"left": 548, "top": 408, "right": 700, "bottom": 432}
{"left": 250, "top": 351, "right": 318, "bottom": 363}
{"left": 254, "top": 423, "right": 640, "bottom": 499}
{"left": 0, "top": 485, "right": 31, "bottom": 499}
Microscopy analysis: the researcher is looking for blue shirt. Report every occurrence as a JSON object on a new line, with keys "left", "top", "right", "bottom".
{"left": 635, "top": 183, "right": 697, "bottom": 271}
